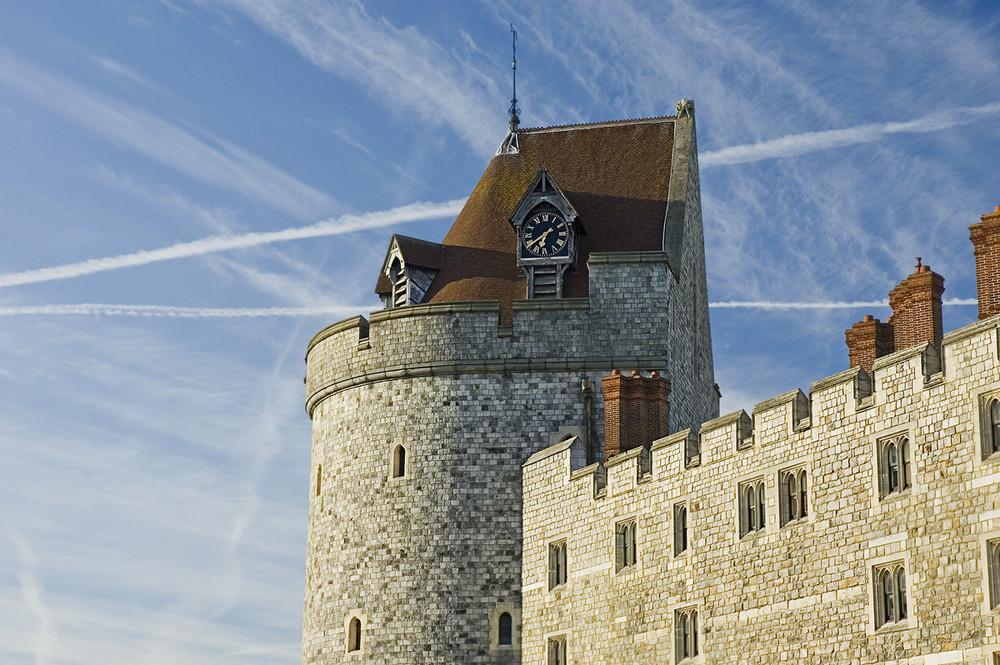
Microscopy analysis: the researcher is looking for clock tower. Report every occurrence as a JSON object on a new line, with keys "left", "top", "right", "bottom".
{"left": 511, "top": 168, "right": 580, "bottom": 298}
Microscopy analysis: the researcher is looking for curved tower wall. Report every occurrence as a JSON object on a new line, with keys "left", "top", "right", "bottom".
{"left": 301, "top": 251, "right": 717, "bottom": 664}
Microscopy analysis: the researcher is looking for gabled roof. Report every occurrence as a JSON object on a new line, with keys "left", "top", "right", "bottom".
{"left": 375, "top": 234, "right": 445, "bottom": 296}
{"left": 377, "top": 115, "right": 681, "bottom": 315}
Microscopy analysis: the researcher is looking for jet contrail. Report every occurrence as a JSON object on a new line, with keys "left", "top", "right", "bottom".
{"left": 0, "top": 304, "right": 371, "bottom": 318}
{"left": 709, "top": 299, "right": 978, "bottom": 310}
{"left": 0, "top": 198, "right": 466, "bottom": 289}
{"left": 701, "top": 102, "right": 1000, "bottom": 167}
{"left": 0, "top": 299, "right": 978, "bottom": 317}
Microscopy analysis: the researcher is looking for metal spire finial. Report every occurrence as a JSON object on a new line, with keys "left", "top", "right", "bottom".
{"left": 508, "top": 24, "right": 520, "bottom": 131}
{"left": 495, "top": 24, "right": 521, "bottom": 155}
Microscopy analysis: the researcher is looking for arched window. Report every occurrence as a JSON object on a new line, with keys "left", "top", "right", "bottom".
{"left": 874, "top": 564, "right": 907, "bottom": 628}
{"left": 740, "top": 479, "right": 766, "bottom": 536}
{"left": 878, "top": 435, "right": 910, "bottom": 499}
{"left": 315, "top": 464, "right": 322, "bottom": 497}
{"left": 347, "top": 616, "right": 362, "bottom": 653}
{"left": 547, "top": 635, "right": 566, "bottom": 665}
{"left": 674, "top": 607, "right": 698, "bottom": 662}
{"left": 615, "top": 519, "right": 637, "bottom": 571}
{"left": 673, "top": 503, "right": 688, "bottom": 556}
{"left": 392, "top": 444, "right": 407, "bottom": 478}
{"left": 498, "top": 612, "right": 512, "bottom": 646}
{"left": 780, "top": 468, "right": 808, "bottom": 525}
{"left": 799, "top": 470, "right": 808, "bottom": 517}
{"left": 991, "top": 399, "right": 1000, "bottom": 454}
{"left": 388, "top": 256, "right": 408, "bottom": 308}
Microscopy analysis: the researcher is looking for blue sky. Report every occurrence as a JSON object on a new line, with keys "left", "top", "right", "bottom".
{"left": 1, "top": 1, "right": 998, "bottom": 663}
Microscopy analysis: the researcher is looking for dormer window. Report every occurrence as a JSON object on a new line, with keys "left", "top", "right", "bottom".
{"left": 376, "top": 235, "right": 444, "bottom": 309}
{"left": 388, "top": 256, "right": 408, "bottom": 307}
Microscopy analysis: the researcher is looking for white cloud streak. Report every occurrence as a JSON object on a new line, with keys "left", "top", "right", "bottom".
{"left": 0, "top": 51, "right": 333, "bottom": 219}
{"left": 5, "top": 527, "right": 58, "bottom": 665}
{"left": 0, "top": 304, "right": 367, "bottom": 318}
{"left": 701, "top": 102, "right": 1000, "bottom": 167}
{"left": 212, "top": 0, "right": 502, "bottom": 155}
{"left": 0, "top": 198, "right": 465, "bottom": 289}
{"left": 710, "top": 299, "right": 977, "bottom": 310}
{"left": 0, "top": 299, "right": 978, "bottom": 318}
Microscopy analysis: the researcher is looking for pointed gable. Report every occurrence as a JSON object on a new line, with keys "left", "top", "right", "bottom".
{"left": 423, "top": 117, "right": 677, "bottom": 314}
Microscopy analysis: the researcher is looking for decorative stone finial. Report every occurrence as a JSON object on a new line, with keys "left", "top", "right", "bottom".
{"left": 676, "top": 99, "right": 694, "bottom": 119}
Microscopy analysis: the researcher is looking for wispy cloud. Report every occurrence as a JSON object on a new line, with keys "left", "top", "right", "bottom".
{"left": 5, "top": 527, "right": 58, "bottom": 665}
{"left": 214, "top": 0, "right": 502, "bottom": 155}
{"left": 0, "top": 198, "right": 465, "bottom": 289}
{"left": 0, "top": 304, "right": 368, "bottom": 317}
{"left": 0, "top": 51, "right": 333, "bottom": 219}
{"left": 701, "top": 102, "right": 1000, "bottom": 167}
{"left": 710, "top": 299, "right": 977, "bottom": 310}
{"left": 92, "top": 55, "right": 155, "bottom": 89}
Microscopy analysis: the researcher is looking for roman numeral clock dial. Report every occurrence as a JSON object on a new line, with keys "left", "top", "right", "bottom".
{"left": 522, "top": 211, "right": 569, "bottom": 257}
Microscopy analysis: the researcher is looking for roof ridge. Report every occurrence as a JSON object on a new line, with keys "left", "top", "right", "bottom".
{"left": 520, "top": 115, "right": 677, "bottom": 133}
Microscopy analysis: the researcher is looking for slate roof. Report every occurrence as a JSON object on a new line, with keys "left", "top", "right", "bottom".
{"left": 376, "top": 116, "right": 678, "bottom": 315}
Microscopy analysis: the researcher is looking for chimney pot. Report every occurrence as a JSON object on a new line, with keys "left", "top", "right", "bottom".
{"left": 863, "top": 314, "right": 874, "bottom": 322}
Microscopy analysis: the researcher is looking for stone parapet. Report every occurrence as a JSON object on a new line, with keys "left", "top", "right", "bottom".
{"left": 522, "top": 314, "right": 1000, "bottom": 663}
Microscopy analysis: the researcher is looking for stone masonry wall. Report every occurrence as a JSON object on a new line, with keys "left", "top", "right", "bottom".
{"left": 302, "top": 254, "right": 718, "bottom": 664}
{"left": 522, "top": 314, "right": 1000, "bottom": 664}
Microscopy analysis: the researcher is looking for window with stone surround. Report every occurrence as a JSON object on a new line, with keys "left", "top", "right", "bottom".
{"left": 779, "top": 468, "right": 808, "bottom": 526}
{"left": 674, "top": 607, "right": 698, "bottom": 662}
{"left": 498, "top": 612, "right": 512, "bottom": 646}
{"left": 739, "top": 479, "right": 766, "bottom": 536}
{"left": 983, "top": 396, "right": 1000, "bottom": 459}
{"left": 994, "top": 653, "right": 1000, "bottom": 665}
{"left": 988, "top": 539, "right": 1000, "bottom": 609}
{"left": 873, "top": 563, "right": 907, "bottom": 628}
{"left": 615, "top": 518, "right": 637, "bottom": 571}
{"left": 674, "top": 503, "right": 688, "bottom": 556}
{"left": 547, "top": 635, "right": 567, "bottom": 665}
{"left": 391, "top": 443, "right": 407, "bottom": 478}
{"left": 548, "top": 540, "right": 567, "bottom": 590}
{"left": 877, "top": 434, "right": 911, "bottom": 499}
{"left": 315, "top": 464, "right": 322, "bottom": 497}
{"left": 346, "top": 615, "right": 362, "bottom": 653}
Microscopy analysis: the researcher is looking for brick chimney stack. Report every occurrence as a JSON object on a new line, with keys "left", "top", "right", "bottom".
{"left": 887, "top": 258, "right": 945, "bottom": 351}
{"left": 845, "top": 314, "right": 894, "bottom": 375}
{"left": 970, "top": 205, "right": 1000, "bottom": 320}
{"left": 602, "top": 370, "right": 671, "bottom": 459}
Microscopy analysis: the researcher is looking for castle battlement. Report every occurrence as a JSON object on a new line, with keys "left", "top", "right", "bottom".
{"left": 521, "top": 312, "right": 1000, "bottom": 664}
{"left": 305, "top": 252, "right": 712, "bottom": 424}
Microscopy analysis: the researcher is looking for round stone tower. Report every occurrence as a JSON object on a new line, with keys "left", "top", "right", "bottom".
{"left": 301, "top": 107, "right": 717, "bottom": 664}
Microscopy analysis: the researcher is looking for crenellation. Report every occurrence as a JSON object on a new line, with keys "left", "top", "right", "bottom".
{"left": 523, "top": 314, "right": 1000, "bottom": 663}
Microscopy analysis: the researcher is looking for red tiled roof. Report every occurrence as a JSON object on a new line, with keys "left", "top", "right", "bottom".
{"left": 379, "top": 116, "right": 678, "bottom": 316}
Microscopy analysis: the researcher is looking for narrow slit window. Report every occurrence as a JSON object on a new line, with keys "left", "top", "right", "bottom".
{"left": 989, "top": 540, "right": 1000, "bottom": 609}
{"left": 615, "top": 519, "right": 637, "bottom": 571}
{"left": 548, "top": 540, "right": 567, "bottom": 590}
{"left": 315, "top": 464, "right": 322, "bottom": 497}
{"left": 392, "top": 444, "right": 407, "bottom": 478}
{"left": 673, "top": 503, "right": 688, "bottom": 556}
{"left": 347, "top": 616, "right": 362, "bottom": 653}
{"left": 739, "top": 479, "right": 766, "bottom": 536}
{"left": 498, "top": 612, "right": 512, "bottom": 646}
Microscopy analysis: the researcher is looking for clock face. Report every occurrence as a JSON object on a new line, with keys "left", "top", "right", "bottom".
{"left": 522, "top": 210, "right": 569, "bottom": 257}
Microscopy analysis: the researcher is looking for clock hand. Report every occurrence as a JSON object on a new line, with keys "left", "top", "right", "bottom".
{"left": 528, "top": 228, "right": 553, "bottom": 248}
